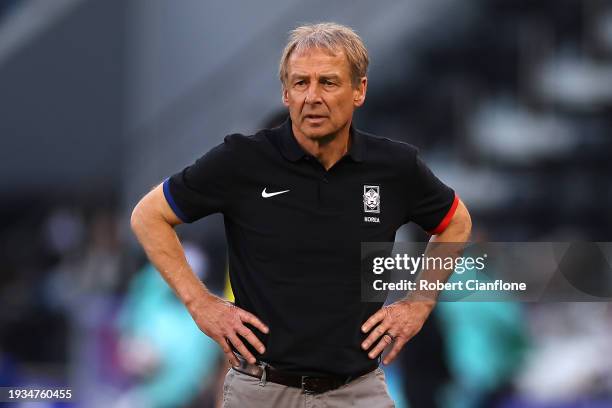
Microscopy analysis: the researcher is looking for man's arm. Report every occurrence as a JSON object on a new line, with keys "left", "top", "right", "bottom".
{"left": 361, "top": 198, "right": 472, "bottom": 364}
{"left": 130, "top": 183, "right": 268, "bottom": 366}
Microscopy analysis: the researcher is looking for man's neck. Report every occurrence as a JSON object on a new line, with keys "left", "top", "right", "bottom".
{"left": 292, "top": 122, "right": 351, "bottom": 171}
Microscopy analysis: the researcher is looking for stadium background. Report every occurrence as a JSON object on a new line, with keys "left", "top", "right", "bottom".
{"left": 1, "top": 0, "right": 612, "bottom": 407}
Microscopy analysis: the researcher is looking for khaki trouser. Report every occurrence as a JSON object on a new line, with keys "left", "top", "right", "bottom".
{"left": 221, "top": 366, "right": 395, "bottom": 408}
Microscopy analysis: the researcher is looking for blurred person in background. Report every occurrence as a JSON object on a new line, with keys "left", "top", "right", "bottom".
{"left": 42, "top": 209, "right": 125, "bottom": 405}
{"left": 114, "top": 242, "right": 221, "bottom": 408}
{"left": 435, "top": 231, "right": 528, "bottom": 408}
{"left": 131, "top": 22, "right": 471, "bottom": 407}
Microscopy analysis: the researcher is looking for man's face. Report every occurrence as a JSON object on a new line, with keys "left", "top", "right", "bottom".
{"left": 282, "top": 47, "right": 367, "bottom": 140}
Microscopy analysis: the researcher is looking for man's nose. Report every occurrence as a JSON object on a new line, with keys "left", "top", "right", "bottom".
{"left": 304, "top": 83, "right": 322, "bottom": 104}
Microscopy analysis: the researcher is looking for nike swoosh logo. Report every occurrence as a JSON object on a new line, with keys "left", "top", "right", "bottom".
{"left": 262, "top": 188, "right": 290, "bottom": 198}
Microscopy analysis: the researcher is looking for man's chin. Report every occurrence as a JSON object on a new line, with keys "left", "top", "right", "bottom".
{"left": 301, "top": 126, "right": 332, "bottom": 140}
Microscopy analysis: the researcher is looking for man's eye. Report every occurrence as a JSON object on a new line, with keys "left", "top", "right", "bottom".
{"left": 295, "top": 80, "right": 306, "bottom": 87}
{"left": 324, "top": 80, "right": 336, "bottom": 86}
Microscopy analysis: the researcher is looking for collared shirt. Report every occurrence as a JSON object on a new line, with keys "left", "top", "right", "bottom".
{"left": 164, "top": 117, "right": 457, "bottom": 376}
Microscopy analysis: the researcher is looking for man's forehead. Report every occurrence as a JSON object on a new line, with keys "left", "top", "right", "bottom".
{"left": 287, "top": 46, "right": 350, "bottom": 75}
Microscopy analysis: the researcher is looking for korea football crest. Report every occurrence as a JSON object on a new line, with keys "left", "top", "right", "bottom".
{"left": 363, "top": 185, "right": 380, "bottom": 213}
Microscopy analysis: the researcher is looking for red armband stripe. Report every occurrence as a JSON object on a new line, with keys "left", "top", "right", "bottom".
{"left": 428, "top": 194, "right": 459, "bottom": 235}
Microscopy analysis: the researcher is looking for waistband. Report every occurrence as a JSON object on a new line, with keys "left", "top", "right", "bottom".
{"left": 232, "top": 356, "right": 378, "bottom": 394}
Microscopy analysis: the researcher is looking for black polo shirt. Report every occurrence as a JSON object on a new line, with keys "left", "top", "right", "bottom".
{"left": 163, "top": 117, "right": 457, "bottom": 376}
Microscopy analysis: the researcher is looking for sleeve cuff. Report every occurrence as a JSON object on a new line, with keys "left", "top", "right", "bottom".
{"left": 162, "top": 178, "right": 190, "bottom": 223}
{"left": 427, "top": 194, "right": 459, "bottom": 235}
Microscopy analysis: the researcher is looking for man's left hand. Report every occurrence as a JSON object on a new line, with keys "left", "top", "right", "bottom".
{"left": 361, "top": 300, "right": 435, "bottom": 365}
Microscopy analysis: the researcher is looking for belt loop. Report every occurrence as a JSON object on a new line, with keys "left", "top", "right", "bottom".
{"left": 258, "top": 361, "right": 268, "bottom": 387}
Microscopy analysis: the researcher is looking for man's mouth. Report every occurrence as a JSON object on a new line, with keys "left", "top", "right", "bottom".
{"left": 304, "top": 114, "right": 327, "bottom": 121}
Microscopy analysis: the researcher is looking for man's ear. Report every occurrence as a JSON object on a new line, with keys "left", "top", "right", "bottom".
{"left": 353, "top": 77, "right": 368, "bottom": 107}
{"left": 282, "top": 87, "right": 289, "bottom": 106}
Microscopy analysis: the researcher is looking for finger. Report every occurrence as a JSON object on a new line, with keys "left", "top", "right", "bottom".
{"left": 227, "top": 334, "right": 257, "bottom": 364}
{"left": 361, "top": 309, "right": 386, "bottom": 333}
{"left": 238, "top": 310, "right": 269, "bottom": 334}
{"left": 216, "top": 336, "right": 240, "bottom": 367}
{"left": 361, "top": 322, "right": 390, "bottom": 350}
{"left": 382, "top": 338, "right": 406, "bottom": 365}
{"left": 236, "top": 326, "right": 266, "bottom": 354}
{"left": 367, "top": 332, "right": 394, "bottom": 359}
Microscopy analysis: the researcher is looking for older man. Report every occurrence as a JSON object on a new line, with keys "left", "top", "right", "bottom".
{"left": 131, "top": 22, "right": 471, "bottom": 408}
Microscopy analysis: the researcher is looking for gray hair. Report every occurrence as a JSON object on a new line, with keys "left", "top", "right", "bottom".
{"left": 279, "top": 22, "right": 369, "bottom": 88}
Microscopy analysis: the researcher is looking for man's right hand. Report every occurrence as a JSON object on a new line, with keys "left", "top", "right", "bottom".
{"left": 187, "top": 293, "right": 269, "bottom": 367}
{"left": 131, "top": 184, "right": 269, "bottom": 366}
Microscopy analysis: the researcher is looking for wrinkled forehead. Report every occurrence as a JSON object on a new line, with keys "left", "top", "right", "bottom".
{"left": 287, "top": 45, "right": 350, "bottom": 74}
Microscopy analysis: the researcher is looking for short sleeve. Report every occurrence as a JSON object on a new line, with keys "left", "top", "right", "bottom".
{"left": 409, "top": 154, "right": 458, "bottom": 234}
{"left": 163, "top": 139, "right": 235, "bottom": 223}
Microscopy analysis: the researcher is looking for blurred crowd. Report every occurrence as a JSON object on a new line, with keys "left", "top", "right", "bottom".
{"left": 1, "top": 0, "right": 612, "bottom": 407}
{"left": 0, "top": 204, "right": 227, "bottom": 408}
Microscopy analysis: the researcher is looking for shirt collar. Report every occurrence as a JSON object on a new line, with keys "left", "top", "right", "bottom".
{"left": 276, "top": 116, "right": 365, "bottom": 163}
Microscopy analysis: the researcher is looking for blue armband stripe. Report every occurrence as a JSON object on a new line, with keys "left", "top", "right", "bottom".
{"left": 163, "top": 178, "right": 190, "bottom": 223}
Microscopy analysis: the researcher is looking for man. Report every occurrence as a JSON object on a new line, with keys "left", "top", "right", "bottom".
{"left": 131, "top": 22, "right": 471, "bottom": 407}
